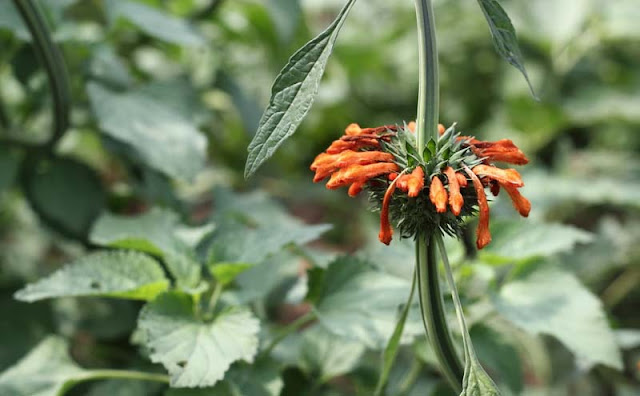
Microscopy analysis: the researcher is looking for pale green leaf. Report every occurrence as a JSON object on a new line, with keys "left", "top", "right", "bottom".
{"left": 299, "top": 325, "right": 365, "bottom": 382}
{"left": 244, "top": 0, "right": 357, "bottom": 178}
{"left": 481, "top": 220, "right": 593, "bottom": 261}
{"left": 0, "top": 336, "right": 85, "bottom": 396}
{"left": 313, "top": 256, "right": 421, "bottom": 349}
{"left": 492, "top": 268, "right": 623, "bottom": 370}
{"left": 15, "top": 251, "right": 169, "bottom": 302}
{"left": 88, "top": 83, "right": 207, "bottom": 181}
{"left": 476, "top": 0, "right": 535, "bottom": 97}
{"left": 209, "top": 263, "right": 254, "bottom": 286}
{"left": 460, "top": 358, "right": 501, "bottom": 396}
{"left": 23, "top": 157, "right": 106, "bottom": 240}
{"left": 138, "top": 292, "right": 260, "bottom": 388}
{"left": 233, "top": 250, "right": 303, "bottom": 303}
{"left": 104, "top": 0, "right": 204, "bottom": 46}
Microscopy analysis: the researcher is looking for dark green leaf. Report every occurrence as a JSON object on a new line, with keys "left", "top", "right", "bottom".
{"left": 476, "top": 0, "right": 536, "bottom": 97}
{"left": 244, "top": 0, "right": 357, "bottom": 178}
{"left": 138, "top": 292, "right": 260, "bottom": 387}
{"left": 15, "top": 250, "right": 169, "bottom": 302}
{"left": 23, "top": 157, "right": 106, "bottom": 240}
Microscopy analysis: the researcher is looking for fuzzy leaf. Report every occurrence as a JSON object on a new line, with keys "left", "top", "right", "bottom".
{"left": 138, "top": 292, "right": 260, "bottom": 388}
{"left": 104, "top": 0, "right": 204, "bottom": 46}
{"left": 460, "top": 358, "right": 501, "bottom": 396}
{"left": 0, "top": 336, "right": 85, "bottom": 396}
{"left": 88, "top": 83, "right": 207, "bottom": 181}
{"left": 244, "top": 0, "right": 357, "bottom": 178}
{"left": 492, "top": 268, "right": 623, "bottom": 370}
{"left": 476, "top": 0, "right": 536, "bottom": 97}
{"left": 312, "top": 256, "right": 421, "bottom": 349}
{"left": 15, "top": 251, "right": 169, "bottom": 302}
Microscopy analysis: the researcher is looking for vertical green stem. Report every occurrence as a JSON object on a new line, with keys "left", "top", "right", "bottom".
{"left": 414, "top": 0, "right": 439, "bottom": 148}
{"left": 413, "top": 0, "right": 463, "bottom": 391}
{"left": 416, "top": 235, "right": 464, "bottom": 392}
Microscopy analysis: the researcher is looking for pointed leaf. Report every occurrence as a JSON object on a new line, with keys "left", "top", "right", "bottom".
{"left": 15, "top": 251, "right": 169, "bottom": 302}
{"left": 138, "top": 292, "right": 260, "bottom": 388}
{"left": 476, "top": 0, "right": 536, "bottom": 97}
{"left": 0, "top": 336, "right": 85, "bottom": 396}
{"left": 244, "top": 0, "right": 357, "bottom": 178}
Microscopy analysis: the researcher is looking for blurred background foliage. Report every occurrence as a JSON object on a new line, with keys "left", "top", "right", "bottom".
{"left": 0, "top": 0, "right": 638, "bottom": 395}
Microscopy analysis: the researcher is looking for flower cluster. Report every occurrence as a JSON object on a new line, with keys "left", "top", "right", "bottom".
{"left": 311, "top": 122, "right": 531, "bottom": 249}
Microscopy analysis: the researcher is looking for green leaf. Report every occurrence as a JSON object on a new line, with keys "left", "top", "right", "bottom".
{"left": 88, "top": 83, "right": 207, "bottom": 181}
{"left": 209, "top": 262, "right": 254, "bottom": 286}
{"left": 138, "top": 292, "right": 260, "bottom": 388}
{"left": 0, "top": 336, "right": 85, "bottom": 396}
{"left": 471, "top": 325, "right": 522, "bottom": 394}
{"left": 14, "top": 250, "right": 170, "bottom": 302}
{"left": 481, "top": 220, "right": 593, "bottom": 262}
{"left": 104, "top": 0, "right": 204, "bottom": 46}
{"left": 476, "top": 0, "right": 536, "bottom": 97}
{"left": 492, "top": 268, "right": 623, "bottom": 370}
{"left": 460, "top": 358, "right": 500, "bottom": 396}
{"left": 312, "top": 256, "right": 421, "bottom": 349}
{"left": 90, "top": 209, "right": 203, "bottom": 290}
{"left": 164, "top": 361, "right": 283, "bottom": 396}
{"left": 244, "top": 0, "right": 358, "bottom": 178}
{"left": 233, "top": 250, "right": 303, "bottom": 303}
{"left": 23, "top": 157, "right": 106, "bottom": 240}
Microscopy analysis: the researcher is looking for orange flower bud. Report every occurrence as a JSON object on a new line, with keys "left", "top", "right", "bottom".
{"left": 345, "top": 123, "right": 362, "bottom": 136}
{"left": 378, "top": 181, "right": 397, "bottom": 245}
{"left": 388, "top": 173, "right": 398, "bottom": 181}
{"left": 464, "top": 167, "right": 491, "bottom": 249}
{"left": 444, "top": 167, "right": 464, "bottom": 216}
{"left": 429, "top": 176, "right": 448, "bottom": 213}
{"left": 407, "top": 122, "right": 416, "bottom": 133}
{"left": 406, "top": 166, "right": 424, "bottom": 197}
{"left": 348, "top": 180, "right": 366, "bottom": 197}
{"left": 500, "top": 182, "right": 531, "bottom": 217}
{"left": 438, "top": 124, "right": 445, "bottom": 135}
{"left": 472, "top": 164, "right": 524, "bottom": 187}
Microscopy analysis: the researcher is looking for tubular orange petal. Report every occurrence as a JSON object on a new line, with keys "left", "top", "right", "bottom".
{"left": 378, "top": 181, "right": 397, "bottom": 245}
{"left": 438, "top": 124, "right": 445, "bottom": 135}
{"left": 407, "top": 166, "right": 425, "bottom": 197}
{"left": 472, "top": 164, "right": 524, "bottom": 187}
{"left": 444, "top": 167, "right": 463, "bottom": 216}
{"left": 335, "top": 151, "right": 395, "bottom": 167}
{"left": 455, "top": 172, "right": 468, "bottom": 187}
{"left": 429, "top": 176, "right": 448, "bottom": 213}
{"left": 326, "top": 163, "right": 399, "bottom": 189}
{"left": 345, "top": 123, "right": 362, "bottom": 136}
{"left": 388, "top": 172, "right": 398, "bottom": 181}
{"left": 348, "top": 180, "right": 366, "bottom": 197}
{"left": 500, "top": 182, "right": 531, "bottom": 217}
{"left": 396, "top": 174, "right": 410, "bottom": 191}
{"left": 471, "top": 139, "right": 529, "bottom": 165}
{"left": 464, "top": 166, "right": 491, "bottom": 249}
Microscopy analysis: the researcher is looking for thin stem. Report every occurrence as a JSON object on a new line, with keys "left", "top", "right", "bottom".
{"left": 414, "top": 0, "right": 439, "bottom": 150}
{"left": 435, "top": 233, "right": 474, "bottom": 362}
{"left": 416, "top": 234, "right": 463, "bottom": 392}
{"left": 207, "top": 281, "right": 224, "bottom": 313}
{"left": 12, "top": 0, "right": 71, "bottom": 149}
{"left": 260, "top": 311, "right": 316, "bottom": 357}
{"left": 78, "top": 369, "right": 170, "bottom": 384}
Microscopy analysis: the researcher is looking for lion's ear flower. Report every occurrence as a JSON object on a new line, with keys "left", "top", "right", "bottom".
{"left": 311, "top": 122, "right": 531, "bottom": 248}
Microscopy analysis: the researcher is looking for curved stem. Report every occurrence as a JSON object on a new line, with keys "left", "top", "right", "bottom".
{"left": 416, "top": 234, "right": 463, "bottom": 392}
{"left": 414, "top": 0, "right": 439, "bottom": 149}
{"left": 79, "top": 369, "right": 170, "bottom": 384}
{"left": 12, "top": 0, "right": 71, "bottom": 149}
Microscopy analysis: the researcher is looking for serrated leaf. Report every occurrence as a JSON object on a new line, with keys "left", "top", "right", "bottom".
{"left": 312, "top": 256, "right": 421, "bottom": 349}
{"left": 476, "top": 0, "right": 536, "bottom": 97}
{"left": 481, "top": 220, "right": 593, "bottom": 261}
{"left": 138, "top": 292, "right": 260, "bottom": 388}
{"left": 15, "top": 250, "right": 169, "bottom": 302}
{"left": 492, "top": 268, "right": 623, "bottom": 370}
{"left": 0, "top": 336, "right": 86, "bottom": 396}
{"left": 90, "top": 209, "right": 203, "bottom": 290}
{"left": 244, "top": 0, "right": 357, "bottom": 178}
{"left": 164, "top": 361, "right": 283, "bottom": 396}
{"left": 88, "top": 83, "right": 207, "bottom": 181}
{"left": 104, "top": 0, "right": 204, "bottom": 46}
{"left": 23, "top": 157, "right": 106, "bottom": 240}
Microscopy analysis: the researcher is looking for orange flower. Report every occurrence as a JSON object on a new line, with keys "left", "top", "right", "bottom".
{"left": 464, "top": 166, "right": 491, "bottom": 249}
{"left": 469, "top": 138, "right": 529, "bottom": 165}
{"left": 444, "top": 167, "right": 463, "bottom": 216}
{"left": 311, "top": 150, "right": 395, "bottom": 182}
{"left": 500, "top": 182, "right": 531, "bottom": 217}
{"left": 379, "top": 179, "right": 398, "bottom": 245}
{"left": 455, "top": 172, "right": 468, "bottom": 188}
{"left": 326, "top": 163, "right": 399, "bottom": 189}
{"left": 471, "top": 164, "right": 523, "bottom": 187}
{"left": 429, "top": 176, "right": 448, "bottom": 213}
{"left": 406, "top": 166, "right": 425, "bottom": 197}
{"left": 348, "top": 180, "right": 366, "bottom": 197}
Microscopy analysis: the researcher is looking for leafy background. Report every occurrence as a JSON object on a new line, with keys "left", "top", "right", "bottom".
{"left": 0, "top": 0, "right": 638, "bottom": 395}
